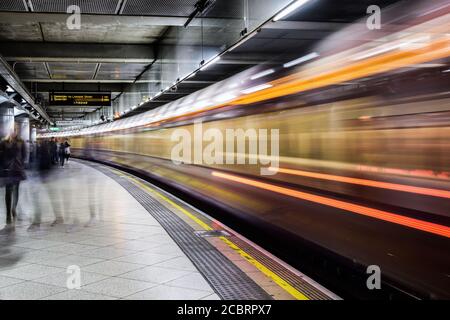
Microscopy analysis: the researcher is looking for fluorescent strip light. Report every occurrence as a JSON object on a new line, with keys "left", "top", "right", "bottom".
{"left": 6, "top": 85, "right": 14, "bottom": 93}
{"left": 250, "top": 69, "right": 275, "bottom": 80}
{"left": 283, "top": 52, "right": 319, "bottom": 68}
{"left": 200, "top": 56, "right": 221, "bottom": 71}
{"left": 242, "top": 84, "right": 273, "bottom": 94}
{"left": 273, "top": 0, "right": 311, "bottom": 22}
{"left": 187, "top": 72, "right": 197, "bottom": 79}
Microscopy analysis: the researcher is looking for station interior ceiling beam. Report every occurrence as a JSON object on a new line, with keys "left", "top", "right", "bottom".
{"left": 0, "top": 12, "right": 234, "bottom": 28}
{"left": 1, "top": 43, "right": 155, "bottom": 64}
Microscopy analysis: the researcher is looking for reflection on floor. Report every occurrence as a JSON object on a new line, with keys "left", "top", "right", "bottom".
{"left": 0, "top": 161, "right": 219, "bottom": 300}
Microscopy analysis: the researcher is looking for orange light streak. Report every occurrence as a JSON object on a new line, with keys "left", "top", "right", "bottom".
{"left": 270, "top": 167, "right": 450, "bottom": 199}
{"left": 212, "top": 171, "right": 450, "bottom": 239}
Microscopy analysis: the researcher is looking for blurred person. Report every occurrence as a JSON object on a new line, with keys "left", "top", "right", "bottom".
{"left": 29, "top": 139, "right": 36, "bottom": 165}
{"left": 83, "top": 139, "right": 103, "bottom": 227}
{"left": 27, "top": 139, "right": 64, "bottom": 231}
{"left": 0, "top": 131, "right": 26, "bottom": 233}
{"left": 59, "top": 141, "right": 66, "bottom": 167}
{"left": 64, "top": 139, "right": 71, "bottom": 164}
{"left": 50, "top": 137, "right": 58, "bottom": 165}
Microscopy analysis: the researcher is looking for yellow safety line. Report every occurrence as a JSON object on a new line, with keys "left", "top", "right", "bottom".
{"left": 111, "top": 168, "right": 310, "bottom": 300}
{"left": 219, "top": 236, "right": 308, "bottom": 300}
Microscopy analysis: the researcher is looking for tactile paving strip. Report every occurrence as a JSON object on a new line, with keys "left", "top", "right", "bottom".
{"left": 228, "top": 236, "right": 333, "bottom": 300}
{"left": 87, "top": 162, "right": 273, "bottom": 300}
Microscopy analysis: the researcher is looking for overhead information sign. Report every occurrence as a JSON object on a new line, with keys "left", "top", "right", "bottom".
{"left": 56, "top": 120, "right": 92, "bottom": 126}
{"left": 49, "top": 92, "right": 111, "bottom": 107}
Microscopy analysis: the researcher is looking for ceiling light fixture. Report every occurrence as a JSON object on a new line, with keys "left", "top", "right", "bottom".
{"left": 273, "top": 0, "right": 311, "bottom": 22}
{"left": 187, "top": 72, "right": 197, "bottom": 79}
{"left": 200, "top": 56, "right": 220, "bottom": 71}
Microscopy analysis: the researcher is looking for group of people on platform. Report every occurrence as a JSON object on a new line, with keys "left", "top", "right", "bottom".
{"left": 0, "top": 130, "right": 71, "bottom": 232}
{"left": 49, "top": 137, "right": 71, "bottom": 167}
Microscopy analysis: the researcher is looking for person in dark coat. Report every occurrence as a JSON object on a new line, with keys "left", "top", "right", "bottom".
{"left": 0, "top": 132, "right": 27, "bottom": 230}
{"left": 27, "top": 139, "right": 64, "bottom": 231}
{"left": 50, "top": 137, "right": 58, "bottom": 164}
{"left": 59, "top": 142, "right": 66, "bottom": 166}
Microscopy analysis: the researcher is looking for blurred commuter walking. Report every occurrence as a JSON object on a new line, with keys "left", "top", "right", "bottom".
{"left": 27, "top": 139, "right": 64, "bottom": 231}
{"left": 63, "top": 139, "right": 71, "bottom": 164}
{"left": 83, "top": 139, "right": 104, "bottom": 226}
{"left": 50, "top": 137, "right": 58, "bottom": 165}
{"left": 59, "top": 141, "right": 66, "bottom": 166}
{"left": 0, "top": 131, "right": 26, "bottom": 232}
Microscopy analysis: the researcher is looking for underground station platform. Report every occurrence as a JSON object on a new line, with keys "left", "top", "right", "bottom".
{"left": 0, "top": 160, "right": 338, "bottom": 301}
{"left": 0, "top": 0, "right": 449, "bottom": 311}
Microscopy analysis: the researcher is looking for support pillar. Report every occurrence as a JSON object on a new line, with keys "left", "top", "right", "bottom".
{"left": 15, "top": 115, "right": 30, "bottom": 164}
{"left": 15, "top": 116, "right": 30, "bottom": 142}
{"left": 0, "top": 102, "right": 14, "bottom": 139}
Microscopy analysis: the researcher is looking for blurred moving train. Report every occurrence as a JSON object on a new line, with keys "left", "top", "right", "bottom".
{"left": 41, "top": 0, "right": 450, "bottom": 299}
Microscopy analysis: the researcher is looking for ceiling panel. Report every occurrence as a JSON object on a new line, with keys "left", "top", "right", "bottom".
{"left": 96, "top": 63, "right": 148, "bottom": 80}
{"left": 122, "top": 0, "right": 197, "bottom": 17}
{"left": 14, "top": 62, "right": 49, "bottom": 79}
{"left": 98, "top": 63, "right": 148, "bottom": 73}
{"left": 0, "top": 0, "right": 27, "bottom": 11}
{"left": 40, "top": 22, "right": 165, "bottom": 43}
{"left": 49, "top": 62, "right": 97, "bottom": 80}
{"left": 286, "top": 0, "right": 401, "bottom": 22}
{"left": 161, "top": 26, "right": 240, "bottom": 46}
{"left": 205, "top": 0, "right": 243, "bottom": 19}
{"left": 30, "top": 0, "right": 120, "bottom": 14}
{"left": 0, "top": 23, "right": 42, "bottom": 41}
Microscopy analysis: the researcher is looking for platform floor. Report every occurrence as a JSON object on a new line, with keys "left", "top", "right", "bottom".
{"left": 0, "top": 160, "right": 336, "bottom": 300}
{"left": 0, "top": 161, "right": 222, "bottom": 300}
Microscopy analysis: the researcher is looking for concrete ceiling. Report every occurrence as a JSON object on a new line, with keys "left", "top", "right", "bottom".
{"left": 0, "top": 0, "right": 402, "bottom": 122}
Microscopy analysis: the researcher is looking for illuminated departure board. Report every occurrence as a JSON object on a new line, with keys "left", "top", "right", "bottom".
{"left": 49, "top": 92, "right": 111, "bottom": 106}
